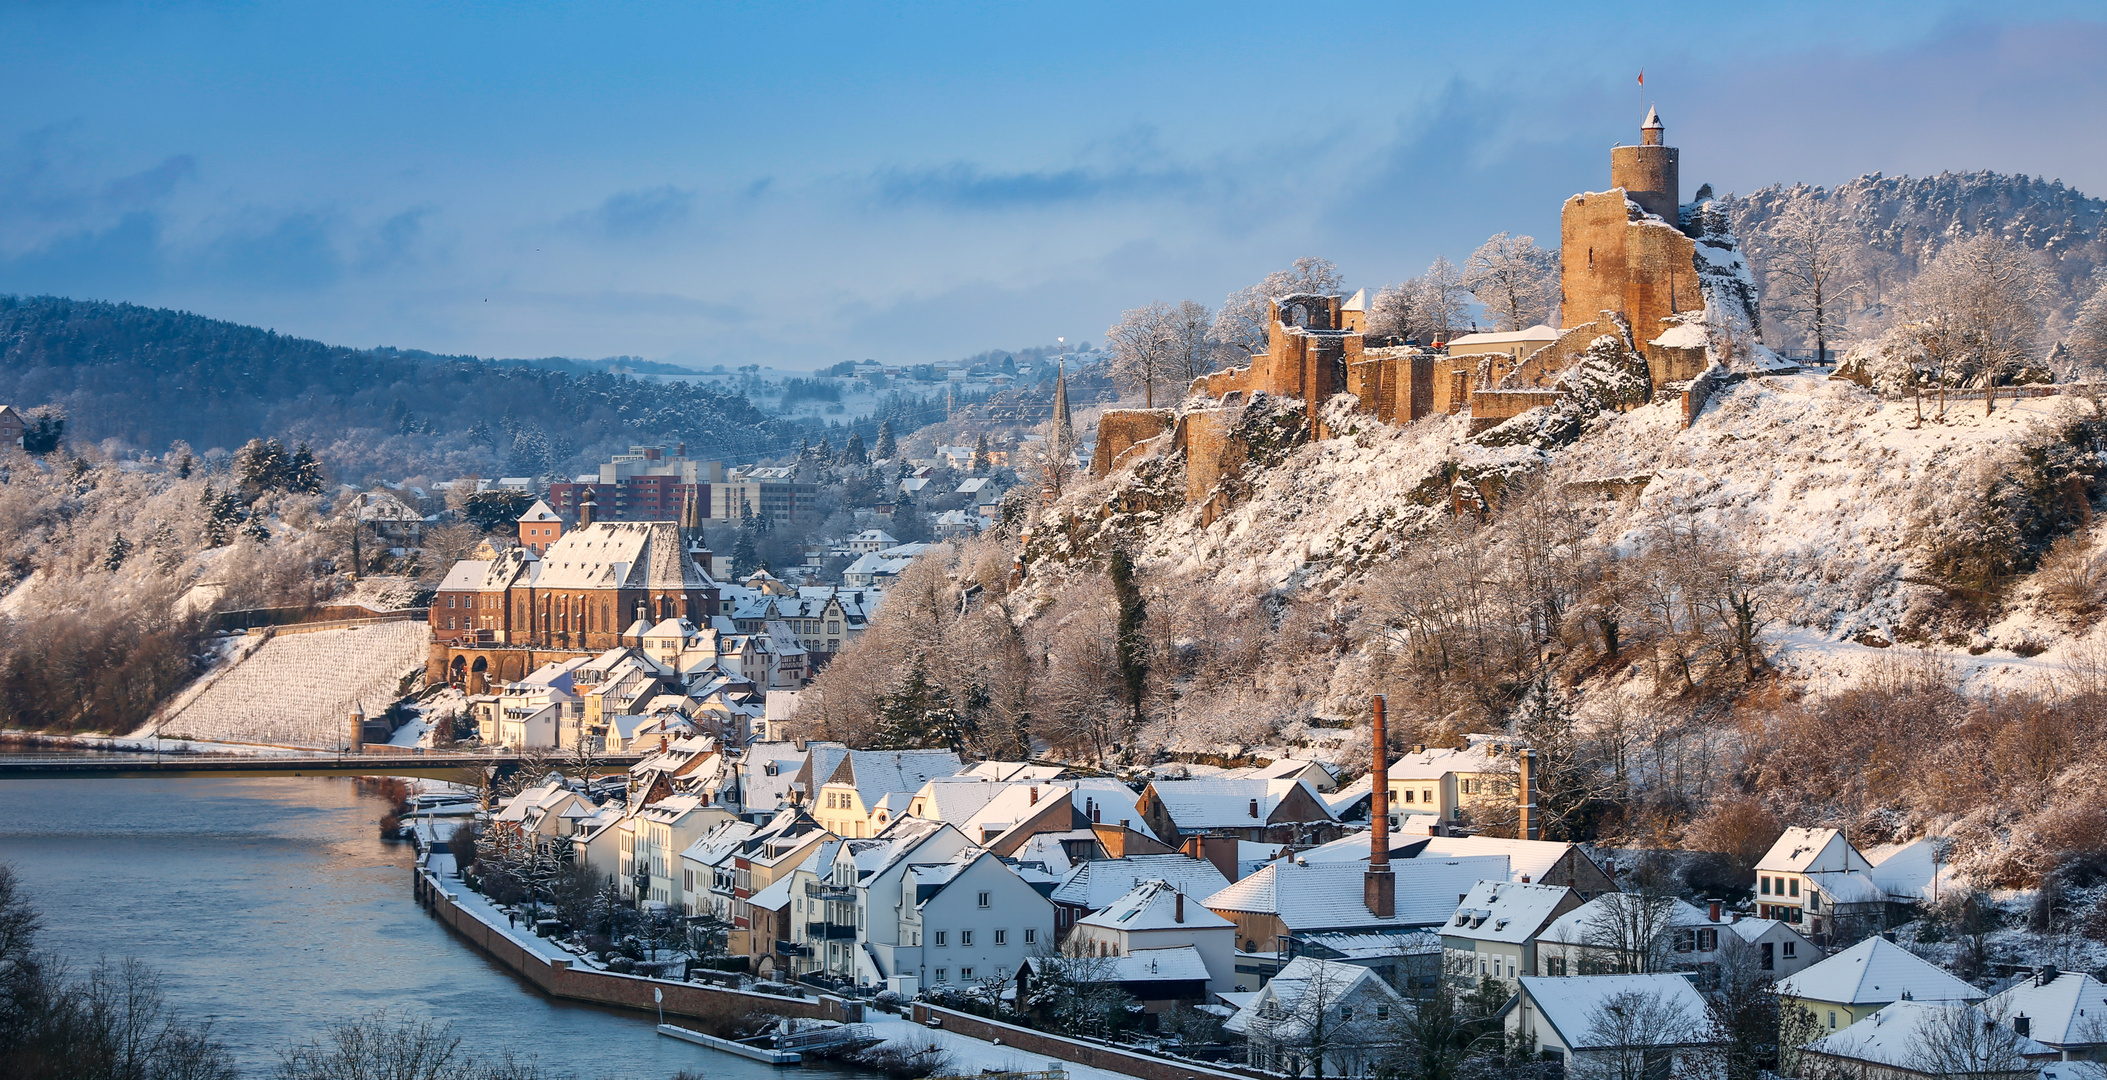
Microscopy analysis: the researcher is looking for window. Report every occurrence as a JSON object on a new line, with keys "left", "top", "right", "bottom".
{"left": 683, "top": 869, "right": 694, "bottom": 892}
{"left": 934, "top": 931, "right": 947, "bottom": 946}
{"left": 1339, "top": 1006, "right": 1354, "bottom": 1021}
{"left": 1675, "top": 930, "right": 1696, "bottom": 953}
{"left": 1024, "top": 929, "right": 1036, "bottom": 945}
{"left": 994, "top": 930, "right": 1006, "bottom": 945}
{"left": 1547, "top": 956, "right": 1566, "bottom": 976}
{"left": 1788, "top": 879, "right": 1800, "bottom": 897}
{"left": 959, "top": 967, "right": 975, "bottom": 979}
{"left": 960, "top": 930, "right": 973, "bottom": 946}
{"left": 448, "top": 596, "right": 456, "bottom": 608}
{"left": 1782, "top": 941, "right": 1797, "bottom": 958}
{"left": 977, "top": 891, "right": 991, "bottom": 908}
{"left": 1376, "top": 1004, "right": 1390, "bottom": 1021}
{"left": 1698, "top": 928, "right": 1717, "bottom": 951}
{"left": 1422, "top": 788, "right": 1433, "bottom": 803}
{"left": 1760, "top": 877, "right": 1771, "bottom": 895}
{"left": 1760, "top": 943, "right": 1774, "bottom": 971}
{"left": 935, "top": 969, "right": 947, "bottom": 983}
{"left": 1828, "top": 1011, "right": 1837, "bottom": 1029}
{"left": 1403, "top": 789, "right": 1414, "bottom": 803}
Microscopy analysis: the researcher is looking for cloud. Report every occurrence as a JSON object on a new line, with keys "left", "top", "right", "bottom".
{"left": 201, "top": 212, "right": 342, "bottom": 290}
{"left": 593, "top": 185, "right": 695, "bottom": 238}
{"left": 871, "top": 160, "right": 1206, "bottom": 210}
{"left": 356, "top": 207, "right": 430, "bottom": 272}
{"left": 101, "top": 155, "right": 196, "bottom": 209}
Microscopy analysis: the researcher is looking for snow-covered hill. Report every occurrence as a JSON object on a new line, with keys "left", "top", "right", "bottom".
{"left": 149, "top": 621, "right": 429, "bottom": 748}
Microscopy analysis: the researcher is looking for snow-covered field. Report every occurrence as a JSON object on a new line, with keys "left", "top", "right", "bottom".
{"left": 149, "top": 621, "right": 429, "bottom": 748}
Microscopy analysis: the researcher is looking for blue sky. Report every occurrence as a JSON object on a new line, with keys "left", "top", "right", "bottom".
{"left": 3, "top": 1, "right": 2103, "bottom": 369}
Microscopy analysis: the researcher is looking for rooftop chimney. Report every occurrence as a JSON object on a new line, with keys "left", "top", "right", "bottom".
{"left": 1249, "top": 798, "right": 1260, "bottom": 818}
{"left": 1518, "top": 747, "right": 1539, "bottom": 841}
{"left": 577, "top": 487, "right": 597, "bottom": 527}
{"left": 1175, "top": 890, "right": 1185, "bottom": 923}
{"left": 1708, "top": 899, "right": 1722, "bottom": 922}
{"left": 1364, "top": 694, "right": 1395, "bottom": 919}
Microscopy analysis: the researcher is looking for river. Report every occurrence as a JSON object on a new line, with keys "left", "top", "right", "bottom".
{"left": 0, "top": 774, "right": 868, "bottom": 1079}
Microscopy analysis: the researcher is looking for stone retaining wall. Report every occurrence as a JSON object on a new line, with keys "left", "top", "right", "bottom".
{"left": 911, "top": 1003, "right": 1268, "bottom": 1080}
{"left": 415, "top": 869, "right": 839, "bottom": 1034}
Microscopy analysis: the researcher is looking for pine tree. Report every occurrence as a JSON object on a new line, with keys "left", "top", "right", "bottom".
{"left": 286, "top": 443, "right": 325, "bottom": 494}
{"left": 843, "top": 432, "right": 867, "bottom": 465}
{"left": 1108, "top": 547, "right": 1149, "bottom": 728}
{"left": 874, "top": 419, "right": 896, "bottom": 460}
{"left": 971, "top": 432, "right": 991, "bottom": 473}
{"left": 731, "top": 529, "right": 760, "bottom": 575}
{"left": 101, "top": 533, "right": 132, "bottom": 571}
{"left": 816, "top": 434, "right": 834, "bottom": 463}
{"left": 873, "top": 654, "right": 976, "bottom": 751}
{"left": 147, "top": 521, "right": 182, "bottom": 572}
{"left": 242, "top": 511, "right": 271, "bottom": 543}
{"left": 235, "top": 437, "right": 290, "bottom": 498}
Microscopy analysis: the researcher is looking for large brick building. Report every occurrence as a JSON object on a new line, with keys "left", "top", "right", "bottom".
{"left": 546, "top": 445, "right": 818, "bottom": 526}
{"left": 428, "top": 520, "right": 721, "bottom": 688}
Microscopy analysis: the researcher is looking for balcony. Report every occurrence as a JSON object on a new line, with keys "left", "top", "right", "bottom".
{"left": 804, "top": 922, "right": 856, "bottom": 940}
{"left": 804, "top": 881, "right": 854, "bottom": 901}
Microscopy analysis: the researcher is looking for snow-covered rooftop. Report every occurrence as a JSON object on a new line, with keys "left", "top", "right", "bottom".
{"left": 1777, "top": 935, "right": 1984, "bottom": 1006}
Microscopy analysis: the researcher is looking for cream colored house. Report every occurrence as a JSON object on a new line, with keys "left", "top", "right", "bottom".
{"left": 1777, "top": 934, "right": 1984, "bottom": 1036}
{"left": 1383, "top": 740, "right": 1513, "bottom": 828}
{"left": 1440, "top": 880, "right": 1581, "bottom": 991}
{"left": 632, "top": 794, "right": 736, "bottom": 908}
{"left": 813, "top": 749, "right": 962, "bottom": 838}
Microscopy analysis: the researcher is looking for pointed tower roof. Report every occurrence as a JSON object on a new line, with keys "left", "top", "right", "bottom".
{"left": 1642, "top": 105, "right": 1663, "bottom": 130}
{"left": 1050, "top": 360, "right": 1075, "bottom": 455}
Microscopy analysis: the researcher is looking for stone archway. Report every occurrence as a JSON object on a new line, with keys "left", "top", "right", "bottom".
{"left": 469, "top": 655, "right": 489, "bottom": 695}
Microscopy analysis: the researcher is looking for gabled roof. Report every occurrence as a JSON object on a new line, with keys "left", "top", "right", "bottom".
{"left": 1757, "top": 827, "right": 1872, "bottom": 875}
{"left": 1144, "top": 778, "right": 1335, "bottom": 830}
{"left": 1777, "top": 935, "right": 1984, "bottom": 1006}
{"left": 1443, "top": 880, "right": 1573, "bottom": 944}
{"left": 1079, "top": 878, "right": 1234, "bottom": 932}
{"left": 1410, "top": 835, "right": 1604, "bottom": 885}
{"left": 1053, "top": 855, "right": 1231, "bottom": 911}
{"left": 824, "top": 749, "right": 964, "bottom": 810}
{"left": 680, "top": 820, "right": 760, "bottom": 869}
{"left": 1209, "top": 857, "right": 1506, "bottom": 931}
{"left": 1984, "top": 972, "right": 2107, "bottom": 1048}
{"left": 1539, "top": 895, "right": 1713, "bottom": 946}
{"left": 1223, "top": 957, "right": 1399, "bottom": 1037}
{"left": 1384, "top": 744, "right": 1502, "bottom": 780}
{"left": 1804, "top": 999, "right": 2052, "bottom": 1069}
{"left": 1299, "top": 931, "right": 1442, "bottom": 959}
{"left": 437, "top": 559, "right": 493, "bottom": 592}
{"left": 1517, "top": 974, "right": 1713, "bottom": 1050}
{"left": 535, "top": 521, "right": 710, "bottom": 591}
{"left": 1096, "top": 946, "right": 1213, "bottom": 984}
{"left": 518, "top": 499, "right": 562, "bottom": 522}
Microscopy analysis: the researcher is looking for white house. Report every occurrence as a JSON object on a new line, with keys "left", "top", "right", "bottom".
{"left": 1224, "top": 956, "right": 1406, "bottom": 1079}
{"left": 1755, "top": 826, "right": 1899, "bottom": 940}
{"left": 632, "top": 794, "right": 736, "bottom": 907}
{"left": 1067, "top": 878, "right": 1238, "bottom": 996}
{"left": 1439, "top": 880, "right": 1581, "bottom": 991}
{"left": 810, "top": 818, "right": 974, "bottom": 986}
{"left": 1505, "top": 974, "right": 1723, "bottom": 1075}
{"left": 813, "top": 749, "right": 964, "bottom": 838}
{"left": 896, "top": 848, "right": 1056, "bottom": 995}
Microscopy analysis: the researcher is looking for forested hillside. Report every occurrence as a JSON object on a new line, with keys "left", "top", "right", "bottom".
{"left": 0, "top": 296, "right": 805, "bottom": 479}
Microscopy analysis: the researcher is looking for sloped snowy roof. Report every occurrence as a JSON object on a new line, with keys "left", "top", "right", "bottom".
{"left": 1777, "top": 935, "right": 1984, "bottom": 1006}
{"left": 1385, "top": 744, "right": 1502, "bottom": 780}
{"left": 1053, "top": 855, "right": 1231, "bottom": 911}
{"left": 1804, "top": 999, "right": 2051, "bottom": 1069}
{"left": 1224, "top": 957, "right": 1398, "bottom": 1037}
{"left": 1757, "top": 827, "right": 1870, "bottom": 874}
{"left": 747, "top": 871, "right": 798, "bottom": 913}
{"left": 1518, "top": 974, "right": 1713, "bottom": 1050}
{"left": 1446, "top": 325, "right": 1560, "bottom": 350}
{"left": 1443, "top": 880, "right": 1573, "bottom": 944}
{"left": 1862, "top": 837, "right": 1962, "bottom": 901}
{"left": 1079, "top": 878, "right": 1235, "bottom": 932}
{"left": 1984, "top": 972, "right": 2107, "bottom": 1048}
{"left": 1540, "top": 896, "right": 1714, "bottom": 946}
{"left": 1209, "top": 857, "right": 1504, "bottom": 930}
{"left": 518, "top": 499, "right": 561, "bottom": 522}
{"left": 1144, "top": 778, "right": 1334, "bottom": 830}
{"left": 1098, "top": 946, "right": 1212, "bottom": 984}
{"left": 825, "top": 749, "right": 964, "bottom": 810}
{"left": 437, "top": 559, "right": 493, "bottom": 591}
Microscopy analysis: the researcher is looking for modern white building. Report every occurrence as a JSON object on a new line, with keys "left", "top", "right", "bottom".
{"left": 895, "top": 848, "right": 1056, "bottom": 994}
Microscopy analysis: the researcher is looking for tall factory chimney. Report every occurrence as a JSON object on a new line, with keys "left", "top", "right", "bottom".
{"left": 1364, "top": 695, "right": 1395, "bottom": 918}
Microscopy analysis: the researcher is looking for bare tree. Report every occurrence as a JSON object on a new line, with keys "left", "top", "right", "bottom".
{"left": 1462, "top": 233, "right": 1560, "bottom": 332}
{"left": 1906, "top": 1002, "right": 2037, "bottom": 1080}
{"left": 1247, "top": 960, "right": 1391, "bottom": 1080}
{"left": 1572, "top": 890, "right": 1683, "bottom": 974}
{"left": 2069, "top": 274, "right": 2107, "bottom": 379}
{"left": 1757, "top": 201, "right": 1864, "bottom": 365}
{"left": 1213, "top": 257, "right": 1345, "bottom": 356}
{"left": 1105, "top": 302, "right": 1180, "bottom": 408}
{"left": 1022, "top": 940, "right": 1133, "bottom": 1037}
{"left": 1904, "top": 233, "right": 2054, "bottom": 417}
{"left": 275, "top": 1011, "right": 552, "bottom": 1080}
{"left": 1572, "top": 987, "right": 1702, "bottom": 1080}
{"left": 1421, "top": 257, "right": 1471, "bottom": 343}
{"left": 1165, "top": 299, "right": 1218, "bottom": 385}
{"left": 1367, "top": 280, "right": 1428, "bottom": 343}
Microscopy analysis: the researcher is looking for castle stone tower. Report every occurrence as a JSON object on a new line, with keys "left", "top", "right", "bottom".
{"left": 1610, "top": 106, "right": 1679, "bottom": 222}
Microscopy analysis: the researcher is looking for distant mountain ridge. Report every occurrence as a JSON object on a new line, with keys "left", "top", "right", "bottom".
{"left": 0, "top": 295, "right": 800, "bottom": 479}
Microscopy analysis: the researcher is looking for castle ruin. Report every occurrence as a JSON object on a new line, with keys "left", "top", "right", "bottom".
{"left": 1087, "top": 109, "right": 1756, "bottom": 513}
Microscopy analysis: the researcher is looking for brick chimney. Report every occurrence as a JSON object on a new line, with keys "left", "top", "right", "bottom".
{"left": 1518, "top": 747, "right": 1539, "bottom": 841}
{"left": 1364, "top": 694, "right": 1395, "bottom": 919}
{"left": 1175, "top": 890, "right": 1185, "bottom": 924}
{"left": 1708, "top": 899, "right": 1722, "bottom": 922}
{"left": 1182, "top": 835, "right": 1238, "bottom": 883}
{"left": 577, "top": 487, "right": 597, "bottom": 527}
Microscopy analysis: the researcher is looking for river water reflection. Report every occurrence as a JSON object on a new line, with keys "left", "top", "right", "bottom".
{"left": 0, "top": 774, "right": 866, "bottom": 1079}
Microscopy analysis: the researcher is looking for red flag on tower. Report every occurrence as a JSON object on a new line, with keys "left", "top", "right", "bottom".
{"left": 1637, "top": 69, "right": 1645, "bottom": 86}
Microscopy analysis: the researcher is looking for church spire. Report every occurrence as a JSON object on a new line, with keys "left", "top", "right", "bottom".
{"left": 1050, "top": 359, "right": 1075, "bottom": 458}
